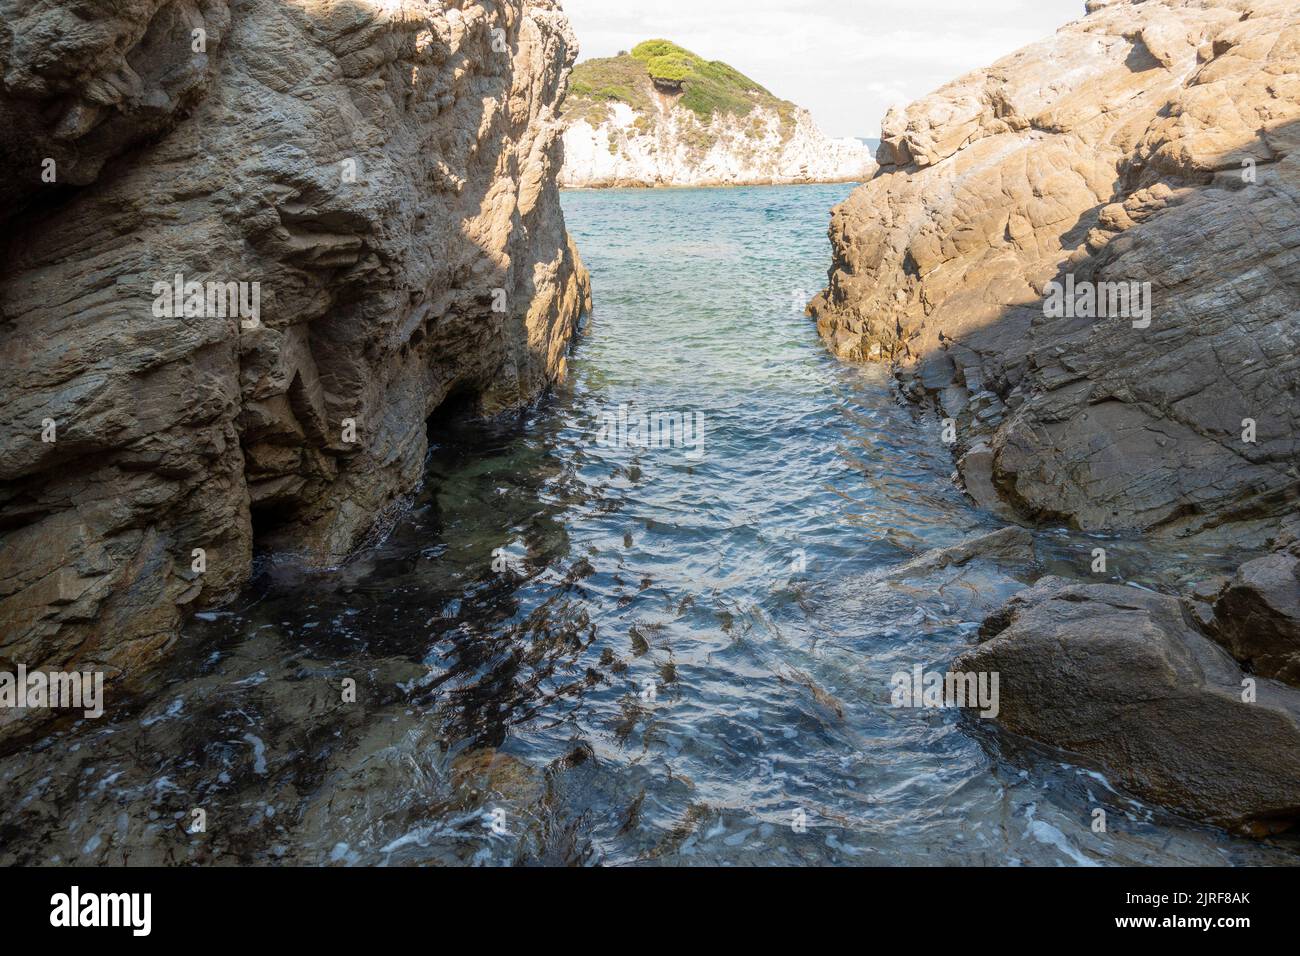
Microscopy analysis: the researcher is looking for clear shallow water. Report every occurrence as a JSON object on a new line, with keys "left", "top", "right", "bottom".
{"left": 2, "top": 184, "right": 1296, "bottom": 866}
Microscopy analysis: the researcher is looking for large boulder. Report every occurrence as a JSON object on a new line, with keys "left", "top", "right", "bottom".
{"left": 956, "top": 577, "right": 1300, "bottom": 834}
{"left": 0, "top": 0, "right": 590, "bottom": 740}
{"left": 1199, "top": 552, "right": 1300, "bottom": 686}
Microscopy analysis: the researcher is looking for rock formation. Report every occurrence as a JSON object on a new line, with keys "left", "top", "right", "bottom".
{"left": 1194, "top": 539, "right": 1300, "bottom": 686}
{"left": 0, "top": 0, "right": 590, "bottom": 740}
{"left": 811, "top": 0, "right": 1298, "bottom": 539}
{"left": 813, "top": 0, "right": 1300, "bottom": 833}
{"left": 559, "top": 41, "right": 874, "bottom": 188}
{"left": 955, "top": 577, "right": 1300, "bottom": 835}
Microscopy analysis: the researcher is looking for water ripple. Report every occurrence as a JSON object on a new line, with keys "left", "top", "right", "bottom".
{"left": 1, "top": 185, "right": 1295, "bottom": 867}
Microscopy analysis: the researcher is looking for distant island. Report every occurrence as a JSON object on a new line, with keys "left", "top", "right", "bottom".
{"left": 559, "top": 40, "right": 875, "bottom": 189}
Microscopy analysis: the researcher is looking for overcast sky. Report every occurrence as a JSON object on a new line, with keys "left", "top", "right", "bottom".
{"left": 562, "top": 0, "right": 1088, "bottom": 138}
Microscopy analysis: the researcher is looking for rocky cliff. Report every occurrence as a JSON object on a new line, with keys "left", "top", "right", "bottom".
{"left": 0, "top": 0, "right": 590, "bottom": 739}
{"left": 811, "top": 0, "right": 1300, "bottom": 832}
{"left": 559, "top": 41, "right": 875, "bottom": 188}
{"left": 812, "top": 0, "right": 1298, "bottom": 541}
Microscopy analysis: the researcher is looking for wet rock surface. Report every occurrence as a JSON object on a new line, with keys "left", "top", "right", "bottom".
{"left": 1201, "top": 551, "right": 1300, "bottom": 687}
{"left": 881, "top": 526, "right": 1039, "bottom": 578}
{"left": 0, "top": 0, "right": 591, "bottom": 737}
{"left": 957, "top": 577, "right": 1300, "bottom": 835}
{"left": 865, "top": 527, "right": 1042, "bottom": 621}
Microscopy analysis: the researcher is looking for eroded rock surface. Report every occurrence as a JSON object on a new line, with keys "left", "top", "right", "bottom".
{"left": 811, "top": 0, "right": 1299, "bottom": 535}
{"left": 0, "top": 0, "right": 591, "bottom": 737}
{"left": 957, "top": 577, "right": 1300, "bottom": 834}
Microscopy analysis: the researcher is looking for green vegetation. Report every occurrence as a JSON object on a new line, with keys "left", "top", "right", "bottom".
{"left": 567, "top": 53, "right": 656, "bottom": 120}
{"left": 562, "top": 39, "right": 798, "bottom": 133}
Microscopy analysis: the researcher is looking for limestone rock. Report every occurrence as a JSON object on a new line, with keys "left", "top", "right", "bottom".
{"left": 812, "top": 0, "right": 1300, "bottom": 535}
{"left": 957, "top": 578, "right": 1300, "bottom": 834}
{"left": 563, "top": 104, "right": 875, "bottom": 189}
{"left": 559, "top": 44, "right": 874, "bottom": 188}
{"left": 0, "top": 0, "right": 590, "bottom": 739}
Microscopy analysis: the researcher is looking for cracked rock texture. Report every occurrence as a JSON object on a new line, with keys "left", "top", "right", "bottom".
{"left": 0, "top": 0, "right": 591, "bottom": 737}
{"left": 811, "top": 0, "right": 1299, "bottom": 536}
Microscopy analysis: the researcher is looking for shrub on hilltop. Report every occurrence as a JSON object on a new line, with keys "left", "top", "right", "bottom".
{"left": 565, "top": 40, "right": 797, "bottom": 129}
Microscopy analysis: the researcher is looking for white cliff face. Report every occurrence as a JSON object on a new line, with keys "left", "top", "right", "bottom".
{"left": 561, "top": 96, "right": 875, "bottom": 188}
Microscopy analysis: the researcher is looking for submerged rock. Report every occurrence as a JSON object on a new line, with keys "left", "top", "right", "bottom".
{"left": 882, "top": 527, "right": 1038, "bottom": 578}
{"left": 0, "top": 0, "right": 590, "bottom": 739}
{"left": 867, "top": 527, "right": 1042, "bottom": 623}
{"left": 957, "top": 577, "right": 1300, "bottom": 835}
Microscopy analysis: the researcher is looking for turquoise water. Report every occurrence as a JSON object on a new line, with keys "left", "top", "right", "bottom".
{"left": 2, "top": 185, "right": 1295, "bottom": 866}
